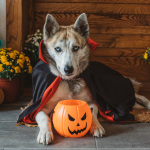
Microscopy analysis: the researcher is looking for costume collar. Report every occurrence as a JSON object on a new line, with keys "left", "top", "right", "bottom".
{"left": 39, "top": 38, "right": 99, "bottom": 64}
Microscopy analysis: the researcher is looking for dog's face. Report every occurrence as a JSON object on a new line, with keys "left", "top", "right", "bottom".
{"left": 42, "top": 13, "right": 91, "bottom": 79}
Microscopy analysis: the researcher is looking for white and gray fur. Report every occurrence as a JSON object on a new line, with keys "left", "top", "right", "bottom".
{"left": 35, "top": 13, "right": 150, "bottom": 145}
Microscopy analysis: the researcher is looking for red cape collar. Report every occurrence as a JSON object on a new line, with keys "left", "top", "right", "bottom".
{"left": 39, "top": 38, "right": 99, "bottom": 64}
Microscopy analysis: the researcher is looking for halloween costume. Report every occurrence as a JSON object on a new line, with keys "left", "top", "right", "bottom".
{"left": 18, "top": 38, "right": 136, "bottom": 124}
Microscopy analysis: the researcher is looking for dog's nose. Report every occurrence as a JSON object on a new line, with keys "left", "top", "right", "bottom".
{"left": 64, "top": 65, "right": 74, "bottom": 75}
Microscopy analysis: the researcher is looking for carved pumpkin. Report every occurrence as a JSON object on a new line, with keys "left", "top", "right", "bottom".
{"left": 53, "top": 100, "right": 92, "bottom": 138}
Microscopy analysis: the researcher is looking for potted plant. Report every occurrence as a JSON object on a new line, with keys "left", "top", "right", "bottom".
{"left": 24, "top": 29, "right": 42, "bottom": 67}
{"left": 0, "top": 47, "right": 32, "bottom": 103}
{"left": 23, "top": 29, "right": 42, "bottom": 88}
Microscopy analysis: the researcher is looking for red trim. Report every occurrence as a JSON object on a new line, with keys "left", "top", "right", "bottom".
{"left": 98, "top": 108, "right": 115, "bottom": 122}
{"left": 98, "top": 106, "right": 126, "bottom": 123}
{"left": 39, "top": 40, "right": 48, "bottom": 64}
{"left": 88, "top": 38, "right": 99, "bottom": 53}
{"left": 22, "top": 77, "right": 62, "bottom": 124}
{"left": 39, "top": 38, "right": 99, "bottom": 63}
{"left": 104, "top": 110, "right": 111, "bottom": 115}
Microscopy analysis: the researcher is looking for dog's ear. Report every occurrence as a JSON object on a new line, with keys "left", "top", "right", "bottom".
{"left": 73, "top": 13, "right": 89, "bottom": 39}
{"left": 43, "top": 14, "right": 60, "bottom": 42}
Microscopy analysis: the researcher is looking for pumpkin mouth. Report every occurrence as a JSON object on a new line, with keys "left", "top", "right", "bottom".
{"left": 68, "top": 122, "right": 87, "bottom": 135}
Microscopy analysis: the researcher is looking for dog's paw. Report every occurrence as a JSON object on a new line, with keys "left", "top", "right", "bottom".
{"left": 37, "top": 128, "right": 54, "bottom": 145}
{"left": 90, "top": 123, "right": 105, "bottom": 138}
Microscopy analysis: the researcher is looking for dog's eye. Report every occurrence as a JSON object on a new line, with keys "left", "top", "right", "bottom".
{"left": 73, "top": 46, "right": 79, "bottom": 51}
{"left": 55, "top": 47, "right": 62, "bottom": 52}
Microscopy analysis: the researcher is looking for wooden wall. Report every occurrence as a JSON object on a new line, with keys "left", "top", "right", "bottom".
{"left": 34, "top": 0, "right": 150, "bottom": 98}
{"left": 6, "top": 0, "right": 30, "bottom": 94}
{"left": 34, "top": 0, "right": 150, "bottom": 82}
{"left": 7, "top": 0, "right": 150, "bottom": 98}
{"left": 6, "top": 0, "right": 29, "bottom": 52}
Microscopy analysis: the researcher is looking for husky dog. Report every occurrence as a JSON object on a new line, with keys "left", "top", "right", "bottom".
{"left": 35, "top": 13, "right": 150, "bottom": 145}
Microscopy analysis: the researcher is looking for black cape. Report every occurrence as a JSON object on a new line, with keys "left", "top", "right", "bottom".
{"left": 18, "top": 40, "right": 136, "bottom": 124}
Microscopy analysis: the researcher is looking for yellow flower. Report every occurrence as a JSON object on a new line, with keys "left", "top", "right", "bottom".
{"left": 13, "top": 50, "right": 20, "bottom": 54}
{"left": 28, "top": 66, "right": 32, "bottom": 74}
{"left": 0, "top": 51, "right": 6, "bottom": 55}
{"left": 10, "top": 69, "right": 14, "bottom": 72}
{"left": 144, "top": 52, "right": 148, "bottom": 60}
{"left": 5, "top": 48, "right": 12, "bottom": 51}
{"left": 21, "top": 52, "right": 25, "bottom": 55}
{"left": 0, "top": 64, "right": 4, "bottom": 72}
{"left": 25, "top": 56, "right": 31, "bottom": 63}
{"left": 1, "top": 56, "right": 7, "bottom": 63}
{"left": 12, "top": 66, "right": 15, "bottom": 69}
{"left": 0, "top": 48, "right": 6, "bottom": 52}
{"left": 19, "top": 54, "right": 25, "bottom": 63}
{"left": 14, "top": 66, "right": 21, "bottom": 73}
{"left": 19, "top": 63, "right": 23, "bottom": 68}
{"left": 17, "top": 59, "right": 24, "bottom": 68}
{"left": 19, "top": 54, "right": 24, "bottom": 59}
{"left": 9, "top": 53, "right": 16, "bottom": 59}
{"left": 5, "top": 62, "right": 10, "bottom": 66}
{"left": 17, "top": 59, "right": 24, "bottom": 64}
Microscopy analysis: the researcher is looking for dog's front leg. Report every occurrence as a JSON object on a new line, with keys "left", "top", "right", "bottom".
{"left": 89, "top": 103, "right": 105, "bottom": 137}
{"left": 35, "top": 111, "right": 54, "bottom": 145}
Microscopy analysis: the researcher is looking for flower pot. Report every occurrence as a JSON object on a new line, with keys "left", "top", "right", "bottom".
{"left": 0, "top": 78, "right": 20, "bottom": 103}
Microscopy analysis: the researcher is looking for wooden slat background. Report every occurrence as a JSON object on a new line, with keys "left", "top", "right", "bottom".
{"left": 6, "top": 0, "right": 23, "bottom": 51}
{"left": 32, "top": 0, "right": 150, "bottom": 98}
{"left": 6, "top": 0, "right": 30, "bottom": 95}
{"left": 35, "top": 0, "right": 150, "bottom": 3}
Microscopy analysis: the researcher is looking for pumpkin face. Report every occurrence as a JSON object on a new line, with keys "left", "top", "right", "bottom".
{"left": 53, "top": 100, "right": 92, "bottom": 138}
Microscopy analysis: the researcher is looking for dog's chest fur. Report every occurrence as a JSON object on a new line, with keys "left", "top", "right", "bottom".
{"left": 41, "top": 78, "right": 93, "bottom": 115}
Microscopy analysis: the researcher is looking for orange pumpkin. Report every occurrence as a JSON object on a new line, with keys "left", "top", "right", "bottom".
{"left": 53, "top": 100, "right": 92, "bottom": 138}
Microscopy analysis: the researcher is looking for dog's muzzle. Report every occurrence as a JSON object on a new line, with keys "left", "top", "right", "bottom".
{"left": 64, "top": 65, "right": 74, "bottom": 76}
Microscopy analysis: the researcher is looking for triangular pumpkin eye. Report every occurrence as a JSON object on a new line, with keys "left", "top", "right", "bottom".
{"left": 81, "top": 113, "right": 86, "bottom": 121}
{"left": 68, "top": 114, "right": 75, "bottom": 121}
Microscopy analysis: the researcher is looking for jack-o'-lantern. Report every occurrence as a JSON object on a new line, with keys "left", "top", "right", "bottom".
{"left": 53, "top": 100, "right": 92, "bottom": 138}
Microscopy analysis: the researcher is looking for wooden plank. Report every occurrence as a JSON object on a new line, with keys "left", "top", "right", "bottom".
{"left": 90, "top": 27, "right": 150, "bottom": 35}
{"left": 90, "top": 56, "right": 150, "bottom": 69}
{"left": 140, "top": 82, "right": 150, "bottom": 99}
{"left": 35, "top": 0, "right": 150, "bottom": 4}
{"left": 6, "top": 0, "right": 23, "bottom": 51}
{"left": 92, "top": 48, "right": 147, "bottom": 57}
{"left": 139, "top": 91, "right": 150, "bottom": 100}
{"left": 34, "top": 14, "right": 150, "bottom": 31}
{"left": 6, "top": 0, "right": 29, "bottom": 52}
{"left": 21, "top": 0, "right": 30, "bottom": 95}
{"left": 7, "top": 0, "right": 30, "bottom": 94}
{"left": 141, "top": 82, "right": 150, "bottom": 92}
{"left": 35, "top": 3, "right": 150, "bottom": 14}
{"left": 22, "top": 0, "right": 29, "bottom": 51}
{"left": 90, "top": 34, "right": 150, "bottom": 48}
{"left": 90, "top": 57, "right": 150, "bottom": 82}
{"left": 28, "top": 0, "right": 35, "bottom": 34}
